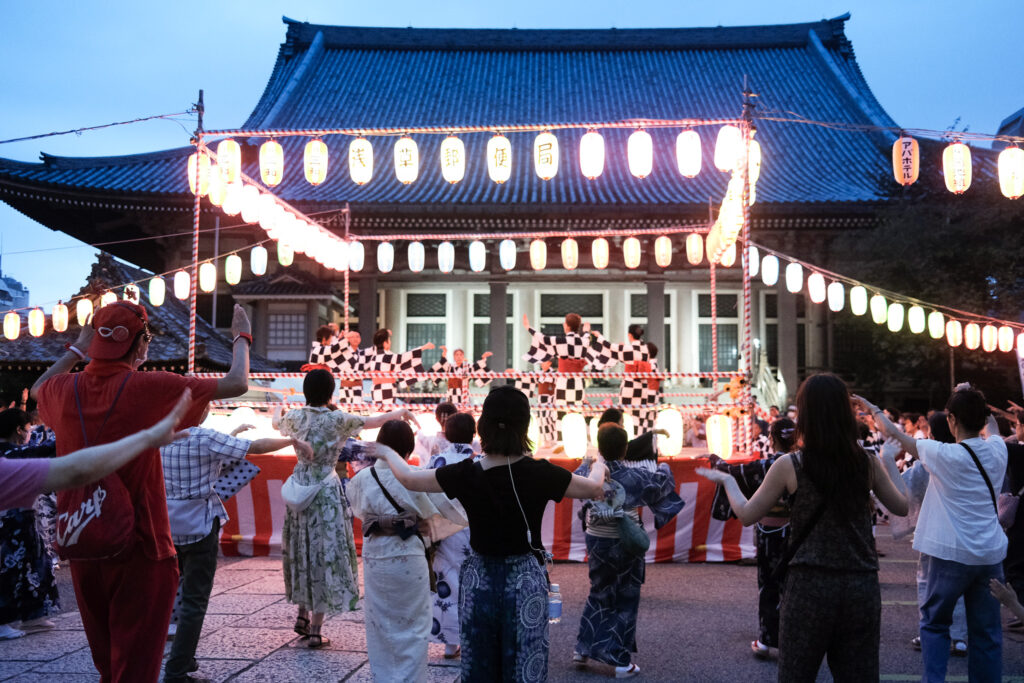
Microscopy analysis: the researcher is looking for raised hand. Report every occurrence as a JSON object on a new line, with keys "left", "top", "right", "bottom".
{"left": 481, "top": 351, "right": 493, "bottom": 359}
{"left": 231, "top": 304, "right": 252, "bottom": 338}
{"left": 522, "top": 314, "right": 531, "bottom": 330}
{"left": 695, "top": 467, "right": 732, "bottom": 485}
{"left": 231, "top": 423, "right": 256, "bottom": 437}
{"left": 440, "top": 345, "right": 447, "bottom": 357}
{"left": 146, "top": 390, "right": 194, "bottom": 447}
{"left": 291, "top": 438, "right": 314, "bottom": 460}
{"left": 422, "top": 342, "right": 436, "bottom": 351}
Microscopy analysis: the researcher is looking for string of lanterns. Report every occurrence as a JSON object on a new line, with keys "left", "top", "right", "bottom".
{"left": 892, "top": 134, "right": 1024, "bottom": 198}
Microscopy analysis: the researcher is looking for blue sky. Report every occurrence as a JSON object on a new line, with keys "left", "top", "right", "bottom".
{"left": 1, "top": 0, "right": 1021, "bottom": 308}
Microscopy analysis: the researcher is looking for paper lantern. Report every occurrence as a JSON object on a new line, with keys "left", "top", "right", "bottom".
{"left": 486, "top": 134, "right": 512, "bottom": 184}
{"left": 304, "top": 139, "right": 329, "bottom": 186}
{"left": 468, "top": 240, "right": 486, "bottom": 273}
{"left": 259, "top": 140, "right": 284, "bottom": 186}
{"left": 807, "top": 272, "right": 826, "bottom": 303}
{"left": 408, "top": 241, "right": 425, "bottom": 273}
{"left": 850, "top": 286, "right": 868, "bottom": 316}
{"left": 826, "top": 282, "right": 845, "bottom": 312}
{"left": 676, "top": 130, "right": 701, "bottom": 177}
{"left": 907, "top": 306, "right": 926, "bottom": 334}
{"left": 719, "top": 243, "right": 737, "bottom": 268}
{"left": 250, "top": 246, "right": 268, "bottom": 276}
{"left": 207, "top": 165, "right": 226, "bottom": 206}
{"left": 222, "top": 182, "right": 243, "bottom": 216}
{"left": 393, "top": 136, "right": 419, "bottom": 184}
{"left": 928, "top": 311, "right": 945, "bottom": 339}
{"left": 118, "top": 285, "right": 138, "bottom": 306}
{"left": 561, "top": 238, "right": 579, "bottom": 270}
{"left": 761, "top": 254, "right": 779, "bottom": 286}
{"left": 330, "top": 240, "right": 350, "bottom": 272}
{"left": 654, "top": 235, "right": 672, "bottom": 268}
{"left": 964, "top": 322, "right": 981, "bottom": 350}
{"left": 52, "top": 302, "right": 69, "bottom": 332}
{"left": 278, "top": 241, "right": 294, "bottom": 267}
{"left": 349, "top": 137, "right": 374, "bottom": 185}
{"left": 240, "top": 185, "right": 261, "bottom": 224}
{"left": 27, "top": 308, "right": 44, "bottom": 337}
{"left": 748, "top": 246, "right": 760, "bottom": 277}
{"left": 99, "top": 291, "right": 117, "bottom": 308}
{"left": 438, "top": 242, "right": 455, "bottom": 273}
{"left": 785, "top": 263, "right": 803, "bottom": 293}
{"left": 216, "top": 139, "right": 241, "bottom": 183}
{"left": 627, "top": 129, "right": 653, "bottom": 179}
{"left": 349, "top": 241, "right": 365, "bottom": 272}
{"left": 499, "top": 239, "right": 516, "bottom": 271}
{"left": 259, "top": 196, "right": 279, "bottom": 236}
{"left": 869, "top": 294, "right": 887, "bottom": 325}
{"left": 3, "top": 312, "right": 19, "bottom": 340}
{"left": 146, "top": 277, "right": 165, "bottom": 306}
{"left": 579, "top": 131, "right": 605, "bottom": 179}
{"left": 887, "top": 303, "right": 905, "bottom": 332}
{"left": 377, "top": 242, "right": 394, "bottom": 273}
{"left": 588, "top": 417, "right": 601, "bottom": 447}
{"left": 173, "top": 270, "right": 190, "bottom": 299}
{"left": 186, "top": 151, "right": 210, "bottom": 196}
{"left": 560, "top": 413, "right": 588, "bottom": 460}
{"left": 654, "top": 408, "right": 684, "bottom": 457}
{"left": 76, "top": 298, "right": 93, "bottom": 326}
{"left": 440, "top": 135, "right": 465, "bottom": 184}
{"left": 591, "top": 238, "right": 609, "bottom": 270}
{"left": 224, "top": 254, "right": 242, "bottom": 285}
{"left": 529, "top": 239, "right": 547, "bottom": 271}
{"left": 706, "top": 414, "right": 734, "bottom": 459}
{"left": 891, "top": 135, "right": 919, "bottom": 186}
{"left": 714, "top": 125, "right": 742, "bottom": 172}
{"left": 623, "top": 237, "right": 642, "bottom": 269}
{"left": 622, "top": 413, "right": 636, "bottom": 440}
{"left": 686, "top": 233, "right": 703, "bottom": 266}
{"left": 946, "top": 320, "right": 963, "bottom": 347}
{"left": 998, "top": 326, "right": 1015, "bottom": 353}
{"left": 998, "top": 146, "right": 1024, "bottom": 199}
{"left": 527, "top": 415, "right": 541, "bottom": 452}
{"left": 943, "top": 141, "right": 972, "bottom": 194}
{"left": 981, "top": 324, "right": 998, "bottom": 352}
{"left": 533, "top": 132, "right": 559, "bottom": 180}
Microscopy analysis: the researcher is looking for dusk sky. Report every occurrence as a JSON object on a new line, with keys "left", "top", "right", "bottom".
{"left": 1, "top": 0, "right": 1021, "bottom": 309}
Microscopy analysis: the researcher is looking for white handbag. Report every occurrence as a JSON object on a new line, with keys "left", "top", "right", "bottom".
{"left": 280, "top": 470, "right": 339, "bottom": 512}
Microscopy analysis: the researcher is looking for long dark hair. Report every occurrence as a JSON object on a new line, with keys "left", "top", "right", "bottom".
{"left": 478, "top": 385, "right": 532, "bottom": 456}
{"left": 795, "top": 373, "right": 871, "bottom": 518}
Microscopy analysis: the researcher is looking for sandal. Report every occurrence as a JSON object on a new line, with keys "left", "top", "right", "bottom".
{"left": 614, "top": 663, "right": 640, "bottom": 678}
{"left": 443, "top": 645, "right": 461, "bottom": 660}
{"left": 751, "top": 639, "right": 771, "bottom": 659}
{"left": 307, "top": 626, "right": 330, "bottom": 649}
{"left": 572, "top": 652, "right": 588, "bottom": 668}
{"left": 951, "top": 640, "right": 967, "bottom": 657}
{"left": 294, "top": 616, "right": 310, "bottom": 637}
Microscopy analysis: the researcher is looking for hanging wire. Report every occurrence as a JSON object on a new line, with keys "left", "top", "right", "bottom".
{"left": 0, "top": 110, "right": 197, "bottom": 145}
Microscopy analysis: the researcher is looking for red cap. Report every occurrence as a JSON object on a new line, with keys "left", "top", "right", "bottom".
{"left": 88, "top": 301, "right": 149, "bottom": 360}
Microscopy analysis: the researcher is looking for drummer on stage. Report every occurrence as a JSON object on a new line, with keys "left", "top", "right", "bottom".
{"left": 430, "top": 346, "right": 493, "bottom": 408}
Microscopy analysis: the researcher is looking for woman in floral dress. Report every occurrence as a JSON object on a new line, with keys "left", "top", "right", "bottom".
{"left": 273, "top": 368, "right": 419, "bottom": 647}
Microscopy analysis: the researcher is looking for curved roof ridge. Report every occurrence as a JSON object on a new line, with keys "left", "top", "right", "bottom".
{"left": 28, "top": 146, "right": 192, "bottom": 169}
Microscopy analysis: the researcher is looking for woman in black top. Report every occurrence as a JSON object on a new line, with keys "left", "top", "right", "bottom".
{"left": 371, "top": 385, "right": 605, "bottom": 682}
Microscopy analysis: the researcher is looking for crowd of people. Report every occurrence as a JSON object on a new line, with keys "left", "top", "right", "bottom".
{"left": 1, "top": 303, "right": 1023, "bottom": 683}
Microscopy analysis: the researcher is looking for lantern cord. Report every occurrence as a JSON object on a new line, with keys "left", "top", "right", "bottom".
{"left": 0, "top": 110, "right": 197, "bottom": 146}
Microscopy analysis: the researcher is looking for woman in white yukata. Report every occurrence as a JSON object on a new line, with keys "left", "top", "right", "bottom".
{"left": 347, "top": 420, "right": 467, "bottom": 683}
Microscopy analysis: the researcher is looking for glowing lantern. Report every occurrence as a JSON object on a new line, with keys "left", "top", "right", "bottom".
{"left": 654, "top": 235, "right": 672, "bottom": 268}
{"left": 998, "top": 146, "right": 1024, "bottom": 199}
{"left": 499, "top": 239, "right": 516, "bottom": 271}
{"left": 887, "top": 303, "right": 905, "bottom": 332}
{"left": 440, "top": 136, "right": 465, "bottom": 184}
{"left": 964, "top": 323, "right": 981, "bottom": 350}
{"left": 207, "top": 166, "right": 226, "bottom": 206}
{"left": 946, "top": 320, "right": 963, "bottom": 347}
{"left": 891, "top": 135, "right": 919, "bottom": 186}
{"left": 928, "top": 311, "right": 945, "bottom": 339}
{"left": 250, "top": 246, "right": 268, "bottom": 276}
{"left": 706, "top": 414, "right": 734, "bottom": 459}
{"left": 76, "top": 298, "right": 93, "bottom": 326}
{"left": 591, "top": 238, "right": 609, "bottom": 270}
{"left": 527, "top": 415, "right": 541, "bottom": 452}
{"left": 943, "top": 141, "right": 972, "bottom": 194}
{"left": 533, "top": 132, "right": 559, "bottom": 180}
{"left": 194, "top": 262, "right": 215, "bottom": 294}
{"left": 560, "top": 413, "right": 588, "bottom": 460}
{"left": 785, "top": 263, "right": 803, "bottom": 293}
{"left": 3, "top": 312, "right": 19, "bottom": 340}
{"left": 761, "top": 255, "right": 779, "bottom": 286}
{"left": 807, "top": 272, "right": 826, "bottom": 303}
{"left": 579, "top": 131, "right": 605, "bottom": 179}
{"left": 623, "top": 237, "right": 642, "bottom": 269}
{"left": 627, "top": 129, "right": 653, "bottom": 179}
{"left": 686, "top": 233, "right": 703, "bottom": 265}
{"left": 622, "top": 413, "right": 636, "bottom": 440}
{"left": 714, "top": 125, "right": 742, "bottom": 172}
{"left": 850, "top": 286, "right": 868, "bottom": 316}
{"left": 408, "top": 242, "right": 425, "bottom": 273}
{"left": 278, "top": 242, "right": 294, "bottom": 267}
{"left": 998, "top": 326, "right": 1015, "bottom": 353}
{"left": 259, "top": 140, "right": 284, "bottom": 186}
{"left": 676, "top": 130, "right": 701, "bottom": 177}
{"left": 438, "top": 242, "right": 455, "bottom": 273}
{"left": 719, "top": 243, "right": 737, "bottom": 268}
{"left": 146, "top": 276, "right": 165, "bottom": 306}
{"left": 215, "top": 139, "right": 240, "bottom": 183}
{"left": 304, "top": 139, "right": 329, "bottom": 186}
{"left": 173, "top": 270, "right": 190, "bottom": 299}
{"left": 349, "top": 138, "right": 374, "bottom": 185}
{"left": 869, "top": 294, "right": 887, "bottom": 325}
{"left": 222, "top": 182, "right": 243, "bottom": 216}
{"left": 748, "top": 246, "right": 760, "bottom": 278}
{"left": 99, "top": 291, "right": 117, "bottom": 308}
{"left": 907, "top": 306, "right": 926, "bottom": 334}
{"left": 393, "top": 136, "right": 419, "bottom": 184}
{"left": 827, "top": 282, "right": 845, "bottom": 312}
{"left": 468, "top": 240, "right": 486, "bottom": 273}
{"left": 240, "top": 185, "right": 261, "bottom": 224}
{"left": 981, "top": 324, "right": 998, "bottom": 352}
{"left": 588, "top": 417, "right": 601, "bottom": 447}
{"left": 224, "top": 254, "right": 242, "bottom": 286}
{"left": 27, "top": 308, "right": 44, "bottom": 337}
{"left": 377, "top": 242, "right": 394, "bottom": 273}
{"left": 654, "top": 408, "right": 684, "bottom": 457}
{"left": 186, "top": 151, "right": 210, "bottom": 196}
{"left": 529, "top": 240, "right": 547, "bottom": 271}
{"left": 52, "top": 302, "right": 69, "bottom": 332}
{"left": 487, "top": 134, "right": 512, "bottom": 184}
{"left": 561, "top": 238, "right": 579, "bottom": 270}
{"left": 349, "top": 241, "right": 365, "bottom": 272}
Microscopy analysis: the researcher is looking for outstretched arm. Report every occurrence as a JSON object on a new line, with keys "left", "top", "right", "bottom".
{"left": 369, "top": 442, "right": 443, "bottom": 492}
{"left": 31, "top": 321, "right": 94, "bottom": 401}
{"left": 854, "top": 395, "right": 917, "bottom": 458}
{"left": 214, "top": 305, "right": 252, "bottom": 399}
{"left": 362, "top": 408, "right": 421, "bottom": 431}
{"left": 697, "top": 454, "right": 796, "bottom": 526}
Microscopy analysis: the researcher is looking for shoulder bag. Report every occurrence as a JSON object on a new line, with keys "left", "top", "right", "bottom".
{"left": 960, "top": 442, "right": 1006, "bottom": 529}
{"left": 370, "top": 467, "right": 438, "bottom": 591}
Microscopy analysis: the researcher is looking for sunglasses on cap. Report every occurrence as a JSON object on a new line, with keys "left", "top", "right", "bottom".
{"left": 97, "top": 302, "right": 153, "bottom": 344}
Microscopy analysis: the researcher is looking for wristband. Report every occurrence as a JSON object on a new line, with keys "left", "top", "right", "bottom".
{"left": 65, "top": 343, "right": 88, "bottom": 361}
{"left": 233, "top": 332, "right": 253, "bottom": 347}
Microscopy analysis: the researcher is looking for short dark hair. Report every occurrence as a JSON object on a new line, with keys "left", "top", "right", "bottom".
{"left": 444, "top": 412, "right": 476, "bottom": 444}
{"left": 372, "top": 328, "right": 390, "bottom": 349}
{"left": 597, "top": 424, "right": 628, "bottom": 461}
{"left": 565, "top": 313, "right": 582, "bottom": 333}
{"left": 598, "top": 408, "right": 623, "bottom": 426}
{"left": 435, "top": 402, "right": 457, "bottom": 423}
{"left": 315, "top": 325, "right": 334, "bottom": 344}
{"left": 0, "top": 408, "right": 31, "bottom": 440}
{"left": 377, "top": 420, "right": 415, "bottom": 459}
{"left": 646, "top": 342, "right": 659, "bottom": 360}
{"left": 769, "top": 417, "right": 797, "bottom": 453}
{"left": 303, "top": 368, "right": 335, "bottom": 406}
{"left": 945, "top": 384, "right": 989, "bottom": 432}
{"left": 627, "top": 324, "right": 644, "bottom": 340}
{"left": 928, "top": 411, "right": 955, "bottom": 444}
{"left": 478, "top": 385, "right": 532, "bottom": 456}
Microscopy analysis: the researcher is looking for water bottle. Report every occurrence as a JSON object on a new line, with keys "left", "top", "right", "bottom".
{"left": 548, "top": 583, "right": 562, "bottom": 624}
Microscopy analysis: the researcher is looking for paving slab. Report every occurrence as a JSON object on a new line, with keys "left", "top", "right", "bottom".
{"left": 188, "top": 658, "right": 258, "bottom": 683}
{"left": 0, "top": 629, "right": 90, "bottom": 661}
{"left": 9, "top": 674, "right": 99, "bottom": 682}
{"left": 218, "top": 557, "right": 282, "bottom": 572}
{"left": 231, "top": 649, "right": 366, "bottom": 682}
{"left": 0, "top": 660, "right": 39, "bottom": 681}
{"left": 206, "top": 593, "right": 283, "bottom": 615}
{"left": 212, "top": 569, "right": 281, "bottom": 594}
{"left": 31, "top": 647, "right": 97, "bottom": 673}
{"left": 194, "top": 626, "right": 300, "bottom": 660}
{"left": 224, "top": 574, "right": 287, "bottom": 595}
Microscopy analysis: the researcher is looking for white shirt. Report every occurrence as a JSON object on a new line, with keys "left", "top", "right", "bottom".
{"left": 913, "top": 435, "right": 1008, "bottom": 565}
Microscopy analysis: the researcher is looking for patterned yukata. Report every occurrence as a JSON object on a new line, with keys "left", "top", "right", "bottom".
{"left": 430, "top": 356, "right": 489, "bottom": 408}
{"left": 359, "top": 347, "right": 425, "bottom": 405}
{"left": 524, "top": 326, "right": 605, "bottom": 407}
{"left": 308, "top": 338, "right": 364, "bottom": 407}
{"left": 591, "top": 334, "right": 658, "bottom": 432}
{"left": 573, "top": 459, "right": 684, "bottom": 667}
{"left": 278, "top": 407, "right": 364, "bottom": 613}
